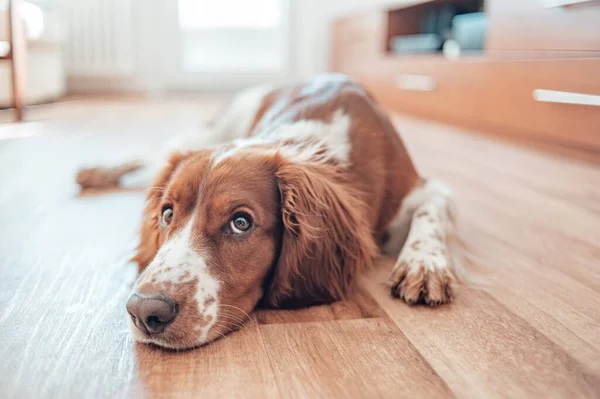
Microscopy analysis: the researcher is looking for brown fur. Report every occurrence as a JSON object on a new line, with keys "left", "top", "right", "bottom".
{"left": 264, "top": 157, "right": 377, "bottom": 307}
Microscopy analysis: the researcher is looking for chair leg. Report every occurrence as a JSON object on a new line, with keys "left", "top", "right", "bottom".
{"left": 8, "top": 0, "right": 27, "bottom": 122}
{"left": 10, "top": 57, "right": 25, "bottom": 122}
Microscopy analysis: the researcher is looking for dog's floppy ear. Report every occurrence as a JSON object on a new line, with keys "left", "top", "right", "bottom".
{"left": 264, "top": 160, "right": 377, "bottom": 307}
{"left": 132, "top": 151, "right": 194, "bottom": 273}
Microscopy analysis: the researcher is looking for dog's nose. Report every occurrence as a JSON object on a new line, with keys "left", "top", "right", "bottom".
{"left": 126, "top": 294, "right": 178, "bottom": 334}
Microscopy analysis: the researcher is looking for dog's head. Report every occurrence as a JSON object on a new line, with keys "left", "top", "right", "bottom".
{"left": 126, "top": 143, "right": 375, "bottom": 349}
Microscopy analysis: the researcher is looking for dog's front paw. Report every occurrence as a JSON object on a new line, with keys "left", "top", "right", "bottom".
{"left": 389, "top": 254, "right": 455, "bottom": 306}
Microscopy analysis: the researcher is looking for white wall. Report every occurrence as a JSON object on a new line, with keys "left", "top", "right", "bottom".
{"left": 292, "top": 0, "right": 412, "bottom": 78}
{"left": 64, "top": 0, "right": 412, "bottom": 93}
{"left": 66, "top": 0, "right": 293, "bottom": 93}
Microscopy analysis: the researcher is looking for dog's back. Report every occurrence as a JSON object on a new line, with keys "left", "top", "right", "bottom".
{"left": 211, "top": 73, "right": 422, "bottom": 241}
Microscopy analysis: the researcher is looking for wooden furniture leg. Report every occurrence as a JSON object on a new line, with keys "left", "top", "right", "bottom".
{"left": 7, "top": 0, "right": 27, "bottom": 121}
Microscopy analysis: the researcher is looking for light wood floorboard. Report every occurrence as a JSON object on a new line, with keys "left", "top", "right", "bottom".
{"left": 0, "top": 98, "right": 599, "bottom": 398}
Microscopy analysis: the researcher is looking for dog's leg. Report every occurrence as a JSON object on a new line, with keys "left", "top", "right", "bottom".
{"left": 384, "top": 179, "right": 458, "bottom": 306}
{"left": 75, "top": 133, "right": 211, "bottom": 190}
{"left": 76, "top": 160, "right": 144, "bottom": 189}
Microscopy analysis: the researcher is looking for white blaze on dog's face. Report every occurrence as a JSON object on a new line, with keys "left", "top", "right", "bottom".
{"left": 127, "top": 149, "right": 283, "bottom": 349}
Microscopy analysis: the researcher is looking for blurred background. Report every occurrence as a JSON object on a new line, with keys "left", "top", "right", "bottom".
{"left": 0, "top": 0, "right": 598, "bottom": 161}
{"left": 1, "top": 0, "right": 401, "bottom": 97}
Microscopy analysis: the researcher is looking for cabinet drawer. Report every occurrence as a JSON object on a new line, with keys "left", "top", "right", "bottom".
{"left": 358, "top": 57, "right": 600, "bottom": 149}
{"left": 356, "top": 57, "right": 485, "bottom": 125}
{"left": 476, "top": 58, "right": 600, "bottom": 148}
{"left": 487, "top": 0, "right": 600, "bottom": 52}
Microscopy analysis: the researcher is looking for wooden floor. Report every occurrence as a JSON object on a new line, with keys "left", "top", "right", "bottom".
{"left": 1, "top": 98, "right": 599, "bottom": 398}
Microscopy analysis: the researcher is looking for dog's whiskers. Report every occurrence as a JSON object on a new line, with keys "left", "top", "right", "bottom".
{"left": 216, "top": 311, "right": 247, "bottom": 326}
{"left": 217, "top": 304, "right": 253, "bottom": 324}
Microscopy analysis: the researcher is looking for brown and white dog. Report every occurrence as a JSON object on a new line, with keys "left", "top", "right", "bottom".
{"left": 78, "top": 73, "right": 460, "bottom": 350}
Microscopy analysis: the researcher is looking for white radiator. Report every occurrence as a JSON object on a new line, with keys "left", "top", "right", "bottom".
{"left": 64, "top": 0, "right": 136, "bottom": 77}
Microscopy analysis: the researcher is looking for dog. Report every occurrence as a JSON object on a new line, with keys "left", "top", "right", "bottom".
{"left": 77, "top": 73, "right": 460, "bottom": 350}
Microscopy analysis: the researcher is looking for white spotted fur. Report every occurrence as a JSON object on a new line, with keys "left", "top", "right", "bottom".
{"left": 383, "top": 180, "right": 454, "bottom": 256}
{"left": 386, "top": 179, "right": 456, "bottom": 278}
{"left": 266, "top": 109, "right": 352, "bottom": 164}
{"left": 213, "top": 108, "right": 352, "bottom": 166}
{"left": 131, "top": 217, "right": 219, "bottom": 346}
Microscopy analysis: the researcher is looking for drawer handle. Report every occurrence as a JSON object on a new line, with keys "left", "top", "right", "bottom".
{"left": 395, "top": 74, "right": 437, "bottom": 92}
{"left": 539, "top": 0, "right": 596, "bottom": 8}
{"left": 533, "top": 89, "right": 600, "bottom": 107}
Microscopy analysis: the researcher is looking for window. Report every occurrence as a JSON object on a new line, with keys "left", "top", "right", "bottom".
{"left": 178, "top": 0, "right": 281, "bottom": 30}
{"left": 176, "top": 0, "right": 287, "bottom": 73}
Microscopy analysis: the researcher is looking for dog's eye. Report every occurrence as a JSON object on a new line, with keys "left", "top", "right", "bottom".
{"left": 160, "top": 206, "right": 173, "bottom": 228}
{"left": 229, "top": 213, "right": 252, "bottom": 234}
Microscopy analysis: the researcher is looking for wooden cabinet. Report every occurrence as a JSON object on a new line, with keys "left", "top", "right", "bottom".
{"left": 487, "top": 0, "right": 600, "bottom": 52}
{"left": 331, "top": 2, "right": 600, "bottom": 162}
{"left": 331, "top": 12, "right": 386, "bottom": 72}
